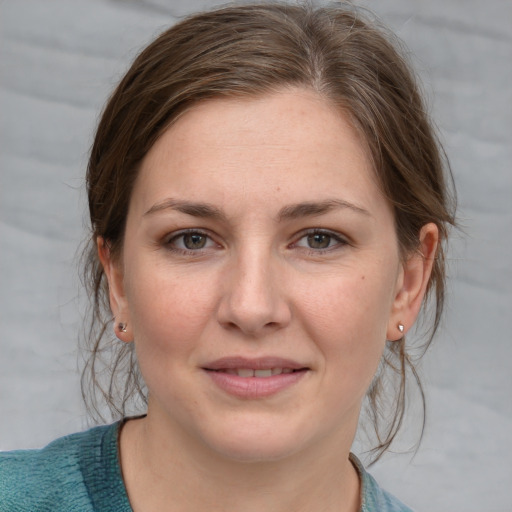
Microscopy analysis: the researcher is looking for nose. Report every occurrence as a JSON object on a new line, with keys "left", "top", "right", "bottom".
{"left": 216, "top": 247, "right": 291, "bottom": 337}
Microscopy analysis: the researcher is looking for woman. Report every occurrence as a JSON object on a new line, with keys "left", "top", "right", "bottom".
{"left": 0, "top": 3, "right": 455, "bottom": 511}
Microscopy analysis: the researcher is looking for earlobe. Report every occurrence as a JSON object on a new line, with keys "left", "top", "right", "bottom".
{"left": 387, "top": 223, "right": 439, "bottom": 340}
{"left": 97, "top": 237, "right": 132, "bottom": 342}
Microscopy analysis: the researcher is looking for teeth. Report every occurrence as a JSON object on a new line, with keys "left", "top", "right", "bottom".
{"left": 254, "top": 369, "right": 272, "bottom": 378}
{"left": 237, "top": 369, "right": 254, "bottom": 378}
{"left": 221, "top": 368, "right": 293, "bottom": 378}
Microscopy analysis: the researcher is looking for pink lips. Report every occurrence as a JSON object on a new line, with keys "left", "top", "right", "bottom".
{"left": 202, "top": 357, "right": 309, "bottom": 399}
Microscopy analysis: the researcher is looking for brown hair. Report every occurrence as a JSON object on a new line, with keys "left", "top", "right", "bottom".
{"left": 82, "top": 2, "right": 456, "bottom": 462}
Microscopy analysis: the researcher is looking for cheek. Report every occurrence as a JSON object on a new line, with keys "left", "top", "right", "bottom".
{"left": 296, "top": 269, "right": 394, "bottom": 373}
{"left": 123, "top": 269, "right": 220, "bottom": 406}
{"left": 124, "top": 263, "right": 218, "bottom": 356}
{"left": 300, "top": 270, "right": 392, "bottom": 332}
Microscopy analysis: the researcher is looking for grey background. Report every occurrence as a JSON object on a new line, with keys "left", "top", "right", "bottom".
{"left": 0, "top": 1, "right": 511, "bottom": 511}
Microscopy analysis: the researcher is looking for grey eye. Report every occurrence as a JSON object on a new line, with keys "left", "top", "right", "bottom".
{"left": 306, "top": 233, "right": 333, "bottom": 249}
{"left": 167, "top": 231, "right": 215, "bottom": 251}
{"left": 182, "top": 233, "right": 207, "bottom": 249}
{"left": 294, "top": 230, "right": 346, "bottom": 252}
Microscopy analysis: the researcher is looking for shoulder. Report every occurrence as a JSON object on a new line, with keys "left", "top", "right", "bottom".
{"left": 350, "top": 454, "right": 415, "bottom": 512}
{"left": 0, "top": 423, "right": 126, "bottom": 512}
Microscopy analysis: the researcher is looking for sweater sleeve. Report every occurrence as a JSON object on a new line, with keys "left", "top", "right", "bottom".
{"left": 0, "top": 423, "right": 132, "bottom": 512}
{"left": 0, "top": 434, "right": 94, "bottom": 512}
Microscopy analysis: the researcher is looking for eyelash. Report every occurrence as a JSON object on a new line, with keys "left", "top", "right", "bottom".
{"left": 164, "top": 229, "right": 218, "bottom": 255}
{"left": 292, "top": 229, "right": 348, "bottom": 254}
{"left": 164, "top": 228, "right": 348, "bottom": 256}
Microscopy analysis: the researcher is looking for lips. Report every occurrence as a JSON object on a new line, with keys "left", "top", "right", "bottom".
{"left": 203, "top": 356, "right": 306, "bottom": 372}
{"left": 202, "top": 357, "right": 309, "bottom": 398}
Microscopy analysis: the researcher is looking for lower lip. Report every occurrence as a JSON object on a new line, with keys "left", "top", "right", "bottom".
{"left": 204, "top": 369, "right": 308, "bottom": 399}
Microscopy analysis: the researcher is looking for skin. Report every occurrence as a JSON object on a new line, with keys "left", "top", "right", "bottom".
{"left": 99, "top": 88, "right": 438, "bottom": 512}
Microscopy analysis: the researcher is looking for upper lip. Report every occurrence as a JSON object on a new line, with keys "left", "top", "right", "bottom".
{"left": 203, "top": 356, "right": 308, "bottom": 371}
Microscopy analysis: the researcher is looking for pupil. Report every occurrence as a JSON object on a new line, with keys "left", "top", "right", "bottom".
{"left": 184, "top": 233, "right": 206, "bottom": 249}
{"left": 308, "top": 233, "right": 330, "bottom": 249}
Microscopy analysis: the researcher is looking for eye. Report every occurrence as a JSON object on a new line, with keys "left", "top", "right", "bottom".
{"left": 294, "top": 230, "right": 346, "bottom": 251}
{"left": 166, "top": 230, "right": 217, "bottom": 252}
{"left": 181, "top": 233, "right": 208, "bottom": 250}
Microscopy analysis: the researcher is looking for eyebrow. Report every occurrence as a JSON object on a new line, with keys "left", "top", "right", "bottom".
{"left": 144, "top": 197, "right": 370, "bottom": 221}
{"left": 144, "top": 198, "right": 226, "bottom": 221}
{"left": 277, "top": 199, "right": 371, "bottom": 221}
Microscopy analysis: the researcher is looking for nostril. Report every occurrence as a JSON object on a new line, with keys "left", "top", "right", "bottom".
{"left": 215, "top": 273, "right": 292, "bottom": 335}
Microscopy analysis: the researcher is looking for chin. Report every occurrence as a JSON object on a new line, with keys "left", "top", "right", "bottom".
{"left": 198, "top": 415, "right": 318, "bottom": 464}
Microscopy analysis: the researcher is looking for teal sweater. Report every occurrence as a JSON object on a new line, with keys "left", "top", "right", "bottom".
{"left": 0, "top": 422, "right": 413, "bottom": 511}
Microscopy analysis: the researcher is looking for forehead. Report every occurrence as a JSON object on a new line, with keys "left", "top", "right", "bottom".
{"left": 131, "top": 88, "right": 386, "bottom": 219}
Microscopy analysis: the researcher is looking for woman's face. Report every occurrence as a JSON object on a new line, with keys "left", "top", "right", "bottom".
{"left": 106, "top": 89, "right": 411, "bottom": 461}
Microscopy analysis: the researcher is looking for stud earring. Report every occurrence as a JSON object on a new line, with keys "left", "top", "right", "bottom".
{"left": 117, "top": 322, "right": 127, "bottom": 333}
{"left": 397, "top": 323, "right": 404, "bottom": 334}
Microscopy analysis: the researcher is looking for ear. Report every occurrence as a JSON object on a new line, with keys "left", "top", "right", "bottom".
{"left": 387, "top": 223, "right": 439, "bottom": 341}
{"left": 97, "top": 237, "right": 133, "bottom": 342}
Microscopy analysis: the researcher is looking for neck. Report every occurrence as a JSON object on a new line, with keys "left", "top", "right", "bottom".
{"left": 120, "top": 414, "right": 361, "bottom": 512}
